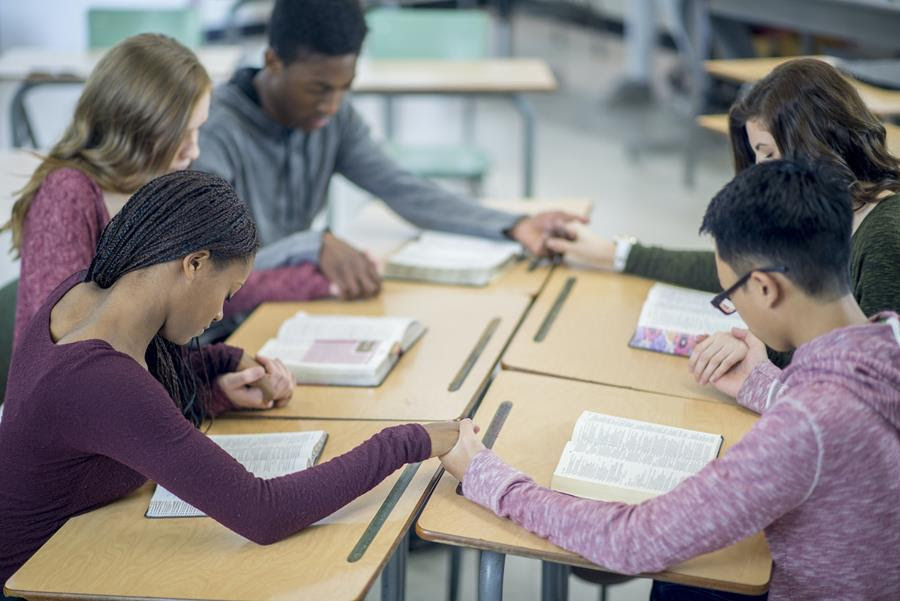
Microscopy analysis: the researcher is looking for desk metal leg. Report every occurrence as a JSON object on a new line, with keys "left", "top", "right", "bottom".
{"left": 478, "top": 550, "right": 506, "bottom": 601}
{"left": 513, "top": 94, "right": 535, "bottom": 197}
{"left": 541, "top": 561, "right": 570, "bottom": 601}
{"left": 382, "top": 531, "right": 408, "bottom": 601}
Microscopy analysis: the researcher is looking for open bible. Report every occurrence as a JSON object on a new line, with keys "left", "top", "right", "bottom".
{"left": 147, "top": 431, "right": 328, "bottom": 518}
{"left": 629, "top": 283, "right": 748, "bottom": 357}
{"left": 551, "top": 411, "right": 723, "bottom": 504}
{"left": 384, "top": 231, "right": 522, "bottom": 286}
{"left": 257, "top": 312, "right": 426, "bottom": 386}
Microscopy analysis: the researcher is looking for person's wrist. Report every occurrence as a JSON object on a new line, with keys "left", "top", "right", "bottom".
{"left": 503, "top": 216, "right": 529, "bottom": 241}
{"left": 612, "top": 235, "right": 637, "bottom": 272}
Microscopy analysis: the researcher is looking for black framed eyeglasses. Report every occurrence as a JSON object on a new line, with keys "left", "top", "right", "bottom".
{"left": 711, "top": 266, "right": 789, "bottom": 315}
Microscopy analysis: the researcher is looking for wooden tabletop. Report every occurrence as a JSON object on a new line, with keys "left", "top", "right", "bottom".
{"left": 353, "top": 58, "right": 557, "bottom": 94}
{"left": 6, "top": 418, "right": 442, "bottom": 601}
{"left": 227, "top": 283, "right": 531, "bottom": 421}
{"left": 0, "top": 45, "right": 243, "bottom": 83}
{"left": 698, "top": 113, "right": 900, "bottom": 157}
{"left": 704, "top": 56, "right": 900, "bottom": 116}
{"left": 417, "top": 371, "right": 771, "bottom": 595}
{"left": 501, "top": 267, "right": 733, "bottom": 404}
{"left": 339, "top": 197, "right": 593, "bottom": 298}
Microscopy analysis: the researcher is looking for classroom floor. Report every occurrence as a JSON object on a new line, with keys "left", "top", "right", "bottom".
{"left": 353, "top": 12, "right": 736, "bottom": 601}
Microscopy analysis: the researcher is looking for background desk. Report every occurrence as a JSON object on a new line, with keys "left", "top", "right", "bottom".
{"left": 227, "top": 283, "right": 531, "bottom": 421}
{"left": 697, "top": 113, "right": 900, "bottom": 157}
{"left": 501, "top": 267, "right": 732, "bottom": 404}
{"left": 0, "top": 45, "right": 243, "bottom": 83}
{"left": 6, "top": 418, "right": 441, "bottom": 601}
{"left": 339, "top": 197, "right": 593, "bottom": 298}
{"left": 352, "top": 58, "right": 558, "bottom": 196}
{"left": 417, "top": 371, "right": 771, "bottom": 597}
{"left": 704, "top": 56, "right": 900, "bottom": 117}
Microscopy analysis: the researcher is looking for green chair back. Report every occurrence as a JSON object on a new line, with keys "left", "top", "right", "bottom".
{"left": 87, "top": 8, "right": 202, "bottom": 50}
{"left": 0, "top": 279, "right": 18, "bottom": 404}
{"left": 364, "top": 8, "right": 490, "bottom": 60}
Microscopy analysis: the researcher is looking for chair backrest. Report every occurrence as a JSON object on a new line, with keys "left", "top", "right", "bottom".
{"left": 10, "top": 77, "right": 84, "bottom": 149}
{"left": 87, "top": 8, "right": 202, "bottom": 50}
{"left": 0, "top": 278, "right": 19, "bottom": 404}
{"left": 364, "top": 8, "right": 490, "bottom": 60}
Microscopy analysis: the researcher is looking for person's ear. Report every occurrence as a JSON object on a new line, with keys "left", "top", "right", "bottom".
{"left": 181, "top": 250, "right": 212, "bottom": 282}
{"left": 264, "top": 48, "right": 282, "bottom": 75}
{"left": 749, "top": 271, "right": 783, "bottom": 309}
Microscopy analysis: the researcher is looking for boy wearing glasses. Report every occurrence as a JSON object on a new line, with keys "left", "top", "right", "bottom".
{"left": 440, "top": 159, "right": 900, "bottom": 600}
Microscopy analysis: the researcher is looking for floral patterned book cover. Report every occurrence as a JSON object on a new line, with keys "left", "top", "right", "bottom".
{"left": 628, "top": 284, "right": 747, "bottom": 357}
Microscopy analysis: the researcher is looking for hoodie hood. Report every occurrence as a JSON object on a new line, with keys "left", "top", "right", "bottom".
{"left": 784, "top": 312, "right": 900, "bottom": 430}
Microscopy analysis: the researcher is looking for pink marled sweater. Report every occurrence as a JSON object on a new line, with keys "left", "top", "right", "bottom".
{"left": 14, "top": 168, "right": 331, "bottom": 347}
{"left": 463, "top": 313, "right": 900, "bottom": 600}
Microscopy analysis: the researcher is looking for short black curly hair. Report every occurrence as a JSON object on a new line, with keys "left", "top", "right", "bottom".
{"left": 700, "top": 158, "right": 854, "bottom": 299}
{"left": 269, "top": 0, "right": 369, "bottom": 64}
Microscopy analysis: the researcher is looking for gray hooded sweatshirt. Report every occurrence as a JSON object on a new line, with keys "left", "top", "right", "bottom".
{"left": 193, "top": 68, "right": 523, "bottom": 269}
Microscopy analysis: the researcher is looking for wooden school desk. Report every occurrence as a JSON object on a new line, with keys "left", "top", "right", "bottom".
{"left": 0, "top": 45, "right": 243, "bottom": 83}
{"left": 703, "top": 56, "right": 900, "bottom": 117}
{"left": 227, "top": 283, "right": 531, "bottom": 421}
{"left": 698, "top": 113, "right": 900, "bottom": 158}
{"left": 5, "top": 417, "right": 440, "bottom": 601}
{"left": 416, "top": 370, "right": 772, "bottom": 599}
{"left": 338, "top": 197, "right": 593, "bottom": 298}
{"left": 501, "top": 267, "right": 734, "bottom": 404}
{"left": 352, "top": 58, "right": 558, "bottom": 197}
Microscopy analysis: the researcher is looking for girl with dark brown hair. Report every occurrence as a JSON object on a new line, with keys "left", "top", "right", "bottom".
{"left": 548, "top": 58, "right": 900, "bottom": 367}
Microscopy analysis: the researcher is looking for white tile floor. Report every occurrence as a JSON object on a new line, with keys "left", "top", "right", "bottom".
{"left": 353, "top": 11, "right": 737, "bottom": 601}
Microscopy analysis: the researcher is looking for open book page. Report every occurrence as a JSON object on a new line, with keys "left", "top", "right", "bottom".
{"left": 551, "top": 411, "right": 722, "bottom": 504}
{"left": 275, "top": 313, "right": 425, "bottom": 352}
{"left": 147, "top": 431, "right": 327, "bottom": 518}
{"left": 629, "top": 283, "right": 748, "bottom": 356}
{"left": 385, "top": 231, "right": 523, "bottom": 286}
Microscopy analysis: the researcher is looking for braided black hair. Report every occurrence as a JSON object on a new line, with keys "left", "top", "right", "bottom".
{"left": 86, "top": 170, "right": 259, "bottom": 425}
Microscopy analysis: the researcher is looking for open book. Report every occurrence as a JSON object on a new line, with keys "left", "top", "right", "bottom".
{"left": 384, "top": 231, "right": 523, "bottom": 286}
{"left": 629, "top": 283, "right": 748, "bottom": 357}
{"left": 258, "top": 312, "right": 426, "bottom": 386}
{"left": 146, "top": 431, "right": 328, "bottom": 518}
{"left": 551, "top": 411, "right": 723, "bottom": 504}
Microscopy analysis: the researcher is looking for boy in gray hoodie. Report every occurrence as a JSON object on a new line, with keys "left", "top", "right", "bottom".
{"left": 194, "top": 0, "right": 583, "bottom": 299}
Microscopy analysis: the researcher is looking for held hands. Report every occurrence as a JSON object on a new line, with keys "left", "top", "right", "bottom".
{"left": 509, "top": 211, "right": 589, "bottom": 257}
{"left": 689, "top": 328, "right": 767, "bottom": 397}
{"left": 218, "top": 353, "right": 295, "bottom": 410}
{"left": 319, "top": 231, "right": 382, "bottom": 300}
{"left": 545, "top": 222, "right": 616, "bottom": 269}
{"left": 438, "top": 419, "right": 486, "bottom": 482}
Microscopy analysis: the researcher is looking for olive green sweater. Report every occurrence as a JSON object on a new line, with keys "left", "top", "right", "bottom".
{"left": 624, "top": 193, "right": 900, "bottom": 365}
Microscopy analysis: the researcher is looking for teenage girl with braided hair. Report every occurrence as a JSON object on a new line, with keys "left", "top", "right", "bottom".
{"left": 2, "top": 33, "right": 331, "bottom": 351}
{"left": 0, "top": 170, "right": 461, "bottom": 590}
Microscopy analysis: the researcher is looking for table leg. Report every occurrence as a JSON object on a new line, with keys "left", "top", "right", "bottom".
{"left": 541, "top": 560, "right": 570, "bottom": 601}
{"left": 513, "top": 94, "right": 535, "bottom": 197}
{"left": 478, "top": 550, "right": 506, "bottom": 601}
{"left": 382, "top": 530, "right": 408, "bottom": 601}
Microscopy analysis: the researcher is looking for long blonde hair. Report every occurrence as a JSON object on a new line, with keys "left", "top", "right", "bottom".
{"left": 2, "top": 33, "right": 211, "bottom": 256}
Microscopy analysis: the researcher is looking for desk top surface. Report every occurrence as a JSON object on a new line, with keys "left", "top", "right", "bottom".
{"left": 340, "top": 197, "right": 593, "bottom": 298}
{"left": 0, "top": 50, "right": 556, "bottom": 93}
{"left": 0, "top": 45, "right": 243, "bottom": 82}
{"left": 698, "top": 113, "right": 900, "bottom": 157}
{"left": 227, "top": 283, "right": 531, "bottom": 421}
{"left": 6, "top": 417, "right": 441, "bottom": 601}
{"left": 704, "top": 56, "right": 900, "bottom": 116}
{"left": 353, "top": 58, "right": 557, "bottom": 93}
{"left": 501, "top": 267, "right": 734, "bottom": 404}
{"left": 417, "top": 370, "right": 771, "bottom": 595}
